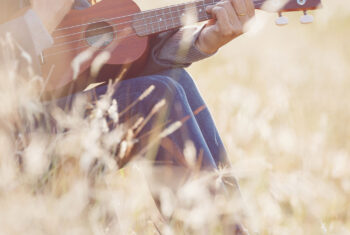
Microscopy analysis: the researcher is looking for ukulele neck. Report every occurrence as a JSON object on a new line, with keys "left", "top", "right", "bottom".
{"left": 132, "top": 0, "right": 321, "bottom": 37}
{"left": 133, "top": 0, "right": 221, "bottom": 37}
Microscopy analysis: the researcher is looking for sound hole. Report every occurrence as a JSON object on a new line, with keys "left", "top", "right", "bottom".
{"left": 85, "top": 21, "right": 114, "bottom": 48}
{"left": 297, "top": 0, "right": 306, "bottom": 5}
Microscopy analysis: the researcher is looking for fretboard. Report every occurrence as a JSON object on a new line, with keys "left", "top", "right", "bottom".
{"left": 132, "top": 0, "right": 266, "bottom": 36}
{"left": 132, "top": 0, "right": 222, "bottom": 37}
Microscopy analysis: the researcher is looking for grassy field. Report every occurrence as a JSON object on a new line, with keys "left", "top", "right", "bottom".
{"left": 188, "top": 0, "right": 350, "bottom": 233}
{"left": 0, "top": 0, "right": 349, "bottom": 234}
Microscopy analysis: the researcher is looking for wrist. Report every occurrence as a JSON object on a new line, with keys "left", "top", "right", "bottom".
{"left": 195, "top": 34, "right": 219, "bottom": 55}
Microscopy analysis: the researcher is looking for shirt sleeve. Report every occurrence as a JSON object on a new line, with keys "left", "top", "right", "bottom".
{"left": 142, "top": 25, "right": 215, "bottom": 75}
{"left": 157, "top": 25, "right": 214, "bottom": 65}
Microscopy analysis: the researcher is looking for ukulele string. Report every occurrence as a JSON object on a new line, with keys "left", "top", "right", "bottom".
{"left": 44, "top": 14, "right": 210, "bottom": 58}
{"left": 46, "top": 3, "right": 266, "bottom": 58}
{"left": 53, "top": 0, "right": 266, "bottom": 41}
{"left": 45, "top": 1, "right": 266, "bottom": 57}
{"left": 53, "top": 0, "right": 215, "bottom": 32}
{"left": 52, "top": 0, "right": 266, "bottom": 42}
{"left": 53, "top": 0, "right": 266, "bottom": 35}
{"left": 52, "top": 1, "right": 225, "bottom": 41}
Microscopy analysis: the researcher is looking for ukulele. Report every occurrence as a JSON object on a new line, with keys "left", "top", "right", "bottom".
{"left": 41, "top": 0, "right": 321, "bottom": 93}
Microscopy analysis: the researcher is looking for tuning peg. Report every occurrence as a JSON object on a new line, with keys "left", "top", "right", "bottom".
{"left": 275, "top": 13, "right": 288, "bottom": 26}
{"left": 300, "top": 11, "right": 314, "bottom": 24}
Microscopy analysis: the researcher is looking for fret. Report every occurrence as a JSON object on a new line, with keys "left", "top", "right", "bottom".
{"left": 204, "top": 0, "right": 211, "bottom": 20}
{"left": 132, "top": 12, "right": 146, "bottom": 36}
{"left": 177, "top": 4, "right": 186, "bottom": 26}
{"left": 143, "top": 11, "right": 152, "bottom": 35}
{"left": 151, "top": 10, "right": 157, "bottom": 33}
{"left": 140, "top": 13, "right": 146, "bottom": 35}
{"left": 170, "top": 7, "right": 177, "bottom": 29}
{"left": 159, "top": 8, "right": 167, "bottom": 31}
{"left": 155, "top": 9, "right": 162, "bottom": 33}
{"left": 178, "top": 4, "right": 186, "bottom": 16}
{"left": 163, "top": 7, "right": 174, "bottom": 30}
{"left": 187, "top": 2, "right": 200, "bottom": 22}
{"left": 158, "top": 9, "right": 165, "bottom": 32}
{"left": 195, "top": 1, "right": 203, "bottom": 20}
{"left": 150, "top": 22, "right": 155, "bottom": 34}
{"left": 149, "top": 12, "right": 157, "bottom": 34}
{"left": 169, "top": 5, "right": 179, "bottom": 29}
{"left": 176, "top": 4, "right": 184, "bottom": 27}
{"left": 150, "top": 13, "right": 157, "bottom": 34}
{"left": 196, "top": 0, "right": 208, "bottom": 21}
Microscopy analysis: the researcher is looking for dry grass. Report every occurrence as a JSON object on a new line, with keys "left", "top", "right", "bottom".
{"left": 0, "top": 0, "right": 349, "bottom": 234}
{"left": 188, "top": 0, "right": 350, "bottom": 233}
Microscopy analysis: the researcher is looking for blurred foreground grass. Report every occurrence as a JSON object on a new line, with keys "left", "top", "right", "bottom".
{"left": 0, "top": 0, "right": 349, "bottom": 234}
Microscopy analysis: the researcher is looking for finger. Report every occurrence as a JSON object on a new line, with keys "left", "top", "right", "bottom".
{"left": 211, "top": 6, "right": 231, "bottom": 35}
{"left": 244, "top": 0, "right": 255, "bottom": 18}
{"left": 216, "top": 1, "right": 237, "bottom": 26}
{"left": 225, "top": 5, "right": 244, "bottom": 36}
{"left": 230, "top": 0, "right": 250, "bottom": 23}
{"left": 205, "top": 5, "right": 221, "bottom": 26}
{"left": 211, "top": 6, "right": 243, "bottom": 37}
{"left": 206, "top": 5, "right": 216, "bottom": 19}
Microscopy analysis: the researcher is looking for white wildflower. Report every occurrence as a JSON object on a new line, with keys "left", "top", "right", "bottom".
{"left": 184, "top": 140, "right": 196, "bottom": 168}
{"left": 138, "top": 85, "right": 155, "bottom": 101}
{"left": 108, "top": 99, "right": 119, "bottom": 123}
{"left": 159, "top": 121, "right": 182, "bottom": 138}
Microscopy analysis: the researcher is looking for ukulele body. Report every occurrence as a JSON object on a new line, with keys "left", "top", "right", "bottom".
{"left": 42, "top": 0, "right": 148, "bottom": 92}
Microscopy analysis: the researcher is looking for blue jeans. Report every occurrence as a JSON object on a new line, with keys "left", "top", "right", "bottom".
{"left": 60, "top": 68, "right": 229, "bottom": 170}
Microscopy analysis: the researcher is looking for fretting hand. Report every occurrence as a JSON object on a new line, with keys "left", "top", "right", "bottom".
{"left": 30, "top": 0, "right": 74, "bottom": 33}
{"left": 195, "top": 0, "right": 255, "bottom": 54}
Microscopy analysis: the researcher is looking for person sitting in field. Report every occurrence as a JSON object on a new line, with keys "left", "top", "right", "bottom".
{"left": 0, "top": 0, "right": 254, "bottom": 170}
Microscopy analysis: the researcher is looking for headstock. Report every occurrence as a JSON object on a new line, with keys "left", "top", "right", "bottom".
{"left": 254, "top": 0, "right": 322, "bottom": 26}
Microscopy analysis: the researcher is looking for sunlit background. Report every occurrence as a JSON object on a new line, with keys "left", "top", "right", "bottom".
{"left": 191, "top": 0, "right": 350, "bottom": 233}
{"left": 0, "top": 0, "right": 349, "bottom": 234}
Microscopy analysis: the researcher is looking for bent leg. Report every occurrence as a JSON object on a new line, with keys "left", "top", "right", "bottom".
{"left": 157, "top": 69, "right": 229, "bottom": 167}
{"left": 92, "top": 74, "right": 218, "bottom": 170}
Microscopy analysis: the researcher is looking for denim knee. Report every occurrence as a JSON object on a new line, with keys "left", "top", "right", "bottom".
{"left": 158, "top": 68, "right": 193, "bottom": 85}
{"left": 142, "top": 75, "right": 188, "bottom": 104}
